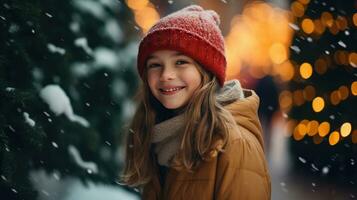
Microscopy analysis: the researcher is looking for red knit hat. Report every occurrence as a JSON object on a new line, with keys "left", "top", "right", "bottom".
{"left": 137, "top": 5, "right": 226, "bottom": 86}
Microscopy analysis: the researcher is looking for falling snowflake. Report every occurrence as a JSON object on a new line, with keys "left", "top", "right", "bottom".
{"left": 1, "top": 175, "right": 7, "bottom": 181}
{"left": 338, "top": 40, "right": 347, "bottom": 48}
{"left": 45, "top": 12, "right": 53, "bottom": 18}
{"left": 289, "top": 23, "right": 300, "bottom": 31}
{"left": 311, "top": 163, "right": 319, "bottom": 171}
{"left": 290, "top": 45, "right": 301, "bottom": 54}
{"left": 298, "top": 156, "right": 307, "bottom": 163}
{"left": 322, "top": 166, "right": 329, "bottom": 174}
{"left": 52, "top": 142, "right": 59, "bottom": 148}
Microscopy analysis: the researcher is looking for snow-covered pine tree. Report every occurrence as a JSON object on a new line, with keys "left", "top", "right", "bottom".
{"left": 0, "top": 0, "right": 139, "bottom": 199}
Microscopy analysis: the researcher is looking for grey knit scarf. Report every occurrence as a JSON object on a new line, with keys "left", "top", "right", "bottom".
{"left": 151, "top": 79, "right": 244, "bottom": 167}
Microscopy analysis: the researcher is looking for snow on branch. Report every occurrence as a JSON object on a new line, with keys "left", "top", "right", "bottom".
{"left": 68, "top": 145, "right": 98, "bottom": 174}
{"left": 39, "top": 85, "right": 89, "bottom": 127}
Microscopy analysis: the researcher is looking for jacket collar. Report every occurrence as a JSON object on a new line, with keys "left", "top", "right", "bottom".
{"left": 224, "top": 88, "right": 264, "bottom": 149}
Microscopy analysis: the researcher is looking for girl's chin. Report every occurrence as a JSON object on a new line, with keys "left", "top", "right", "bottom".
{"left": 161, "top": 102, "right": 187, "bottom": 110}
{"left": 162, "top": 104, "right": 182, "bottom": 110}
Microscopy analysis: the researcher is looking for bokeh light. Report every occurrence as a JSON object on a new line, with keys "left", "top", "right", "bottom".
{"left": 225, "top": 2, "right": 293, "bottom": 79}
{"left": 353, "top": 13, "right": 357, "bottom": 27}
{"left": 313, "top": 134, "right": 324, "bottom": 144}
{"left": 297, "top": 0, "right": 310, "bottom": 5}
{"left": 301, "top": 18, "right": 314, "bottom": 34}
{"left": 269, "top": 42, "right": 287, "bottom": 64}
{"left": 300, "top": 62, "right": 313, "bottom": 79}
{"left": 349, "top": 52, "right": 357, "bottom": 68}
{"left": 329, "top": 21, "right": 339, "bottom": 35}
{"left": 329, "top": 131, "right": 340, "bottom": 146}
{"left": 336, "top": 16, "right": 347, "bottom": 31}
{"left": 126, "top": 0, "right": 160, "bottom": 33}
{"left": 293, "top": 89, "right": 305, "bottom": 106}
{"left": 318, "top": 121, "right": 330, "bottom": 137}
{"left": 313, "top": 19, "right": 326, "bottom": 35}
{"left": 321, "top": 12, "right": 333, "bottom": 27}
{"left": 307, "top": 120, "right": 319, "bottom": 136}
{"left": 303, "top": 85, "right": 316, "bottom": 101}
{"left": 330, "top": 90, "right": 341, "bottom": 105}
{"left": 338, "top": 85, "right": 349, "bottom": 100}
{"left": 279, "top": 90, "right": 293, "bottom": 110}
{"left": 312, "top": 97, "right": 324, "bottom": 112}
{"left": 273, "top": 60, "right": 295, "bottom": 81}
{"left": 291, "top": 1, "right": 305, "bottom": 17}
{"left": 334, "top": 50, "right": 348, "bottom": 65}
{"left": 293, "top": 123, "right": 307, "bottom": 140}
{"left": 352, "top": 130, "right": 357, "bottom": 144}
{"left": 351, "top": 81, "right": 357, "bottom": 96}
{"left": 340, "top": 122, "right": 352, "bottom": 137}
{"left": 314, "top": 58, "right": 328, "bottom": 74}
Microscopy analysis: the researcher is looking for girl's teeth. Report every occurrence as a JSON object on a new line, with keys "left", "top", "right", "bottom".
{"left": 163, "top": 87, "right": 181, "bottom": 92}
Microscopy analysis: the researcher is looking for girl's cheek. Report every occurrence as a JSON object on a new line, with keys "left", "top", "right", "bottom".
{"left": 147, "top": 74, "right": 156, "bottom": 92}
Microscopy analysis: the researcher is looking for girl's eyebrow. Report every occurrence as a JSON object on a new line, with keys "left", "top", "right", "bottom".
{"left": 147, "top": 55, "right": 156, "bottom": 60}
{"left": 173, "top": 52, "right": 184, "bottom": 56}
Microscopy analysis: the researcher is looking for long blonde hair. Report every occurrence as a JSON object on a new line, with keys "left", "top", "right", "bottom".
{"left": 120, "top": 62, "right": 236, "bottom": 187}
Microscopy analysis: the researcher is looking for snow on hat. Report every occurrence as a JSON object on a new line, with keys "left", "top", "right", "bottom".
{"left": 137, "top": 5, "right": 226, "bottom": 86}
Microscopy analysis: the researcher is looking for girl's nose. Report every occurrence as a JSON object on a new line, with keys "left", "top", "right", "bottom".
{"left": 159, "top": 66, "right": 176, "bottom": 81}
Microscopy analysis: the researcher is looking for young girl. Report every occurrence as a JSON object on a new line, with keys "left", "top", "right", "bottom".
{"left": 121, "top": 5, "right": 271, "bottom": 199}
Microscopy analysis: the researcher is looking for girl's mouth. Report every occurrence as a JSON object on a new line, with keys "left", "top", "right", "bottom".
{"left": 159, "top": 87, "right": 185, "bottom": 95}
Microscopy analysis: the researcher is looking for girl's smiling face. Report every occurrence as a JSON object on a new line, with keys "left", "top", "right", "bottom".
{"left": 146, "top": 50, "right": 202, "bottom": 109}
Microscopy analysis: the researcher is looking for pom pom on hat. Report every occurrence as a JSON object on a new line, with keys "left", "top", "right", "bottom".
{"left": 137, "top": 5, "right": 226, "bottom": 86}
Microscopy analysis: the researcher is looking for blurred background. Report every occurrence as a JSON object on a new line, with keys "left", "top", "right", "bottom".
{"left": 0, "top": 0, "right": 356, "bottom": 199}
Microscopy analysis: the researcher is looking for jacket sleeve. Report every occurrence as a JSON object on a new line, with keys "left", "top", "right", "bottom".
{"left": 214, "top": 135, "right": 271, "bottom": 200}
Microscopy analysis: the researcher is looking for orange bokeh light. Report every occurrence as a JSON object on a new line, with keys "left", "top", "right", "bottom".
{"left": 291, "top": 1, "right": 305, "bottom": 17}
{"left": 301, "top": 18, "right": 314, "bottom": 34}
{"left": 225, "top": 2, "right": 293, "bottom": 80}
{"left": 312, "top": 97, "right": 324, "bottom": 112}
{"left": 329, "top": 131, "right": 340, "bottom": 146}
{"left": 349, "top": 52, "right": 357, "bottom": 68}
{"left": 321, "top": 12, "right": 333, "bottom": 27}
{"left": 352, "top": 81, "right": 357, "bottom": 95}
{"left": 318, "top": 121, "right": 330, "bottom": 137}
{"left": 353, "top": 13, "right": 357, "bottom": 27}
{"left": 126, "top": 0, "right": 160, "bottom": 34}
{"left": 300, "top": 62, "right": 313, "bottom": 79}
{"left": 314, "top": 58, "right": 328, "bottom": 74}
{"left": 303, "top": 85, "right": 316, "bottom": 101}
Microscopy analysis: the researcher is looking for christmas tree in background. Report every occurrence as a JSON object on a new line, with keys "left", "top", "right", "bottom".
{"left": 0, "top": 0, "right": 140, "bottom": 199}
{"left": 285, "top": 0, "right": 357, "bottom": 185}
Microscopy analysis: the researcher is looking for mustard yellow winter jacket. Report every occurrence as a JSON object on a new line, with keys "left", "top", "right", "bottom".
{"left": 142, "top": 89, "right": 271, "bottom": 199}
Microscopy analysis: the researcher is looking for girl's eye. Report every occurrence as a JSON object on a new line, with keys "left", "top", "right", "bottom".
{"left": 176, "top": 60, "right": 188, "bottom": 65}
{"left": 148, "top": 63, "right": 161, "bottom": 68}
